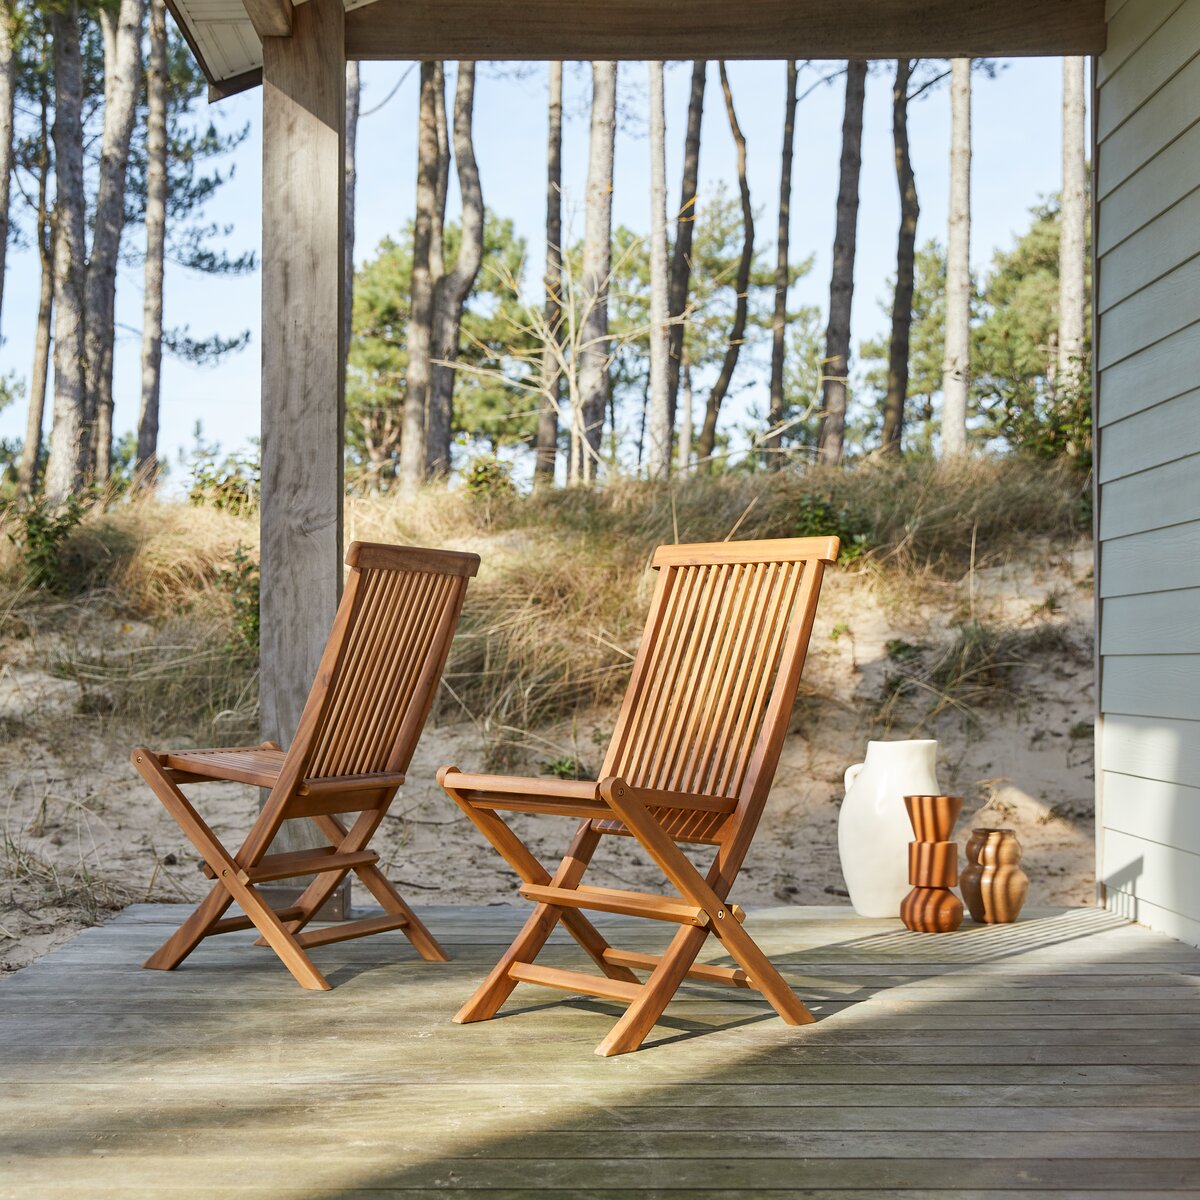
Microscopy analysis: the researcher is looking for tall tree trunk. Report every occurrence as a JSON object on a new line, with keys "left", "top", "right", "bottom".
{"left": 667, "top": 60, "right": 705, "bottom": 432}
{"left": 0, "top": 5, "right": 16, "bottom": 337}
{"left": 430, "top": 63, "right": 448, "bottom": 284}
{"left": 817, "top": 60, "right": 866, "bottom": 466}
{"left": 696, "top": 62, "right": 753, "bottom": 467}
{"left": 881, "top": 59, "right": 919, "bottom": 455}
{"left": 765, "top": 60, "right": 799, "bottom": 469}
{"left": 18, "top": 60, "right": 52, "bottom": 497}
{"left": 533, "top": 61, "right": 563, "bottom": 486}
{"left": 1058, "top": 55, "right": 1087, "bottom": 393}
{"left": 343, "top": 60, "right": 360, "bottom": 382}
{"left": 645, "top": 60, "right": 671, "bottom": 479}
{"left": 44, "top": 10, "right": 89, "bottom": 507}
{"left": 578, "top": 61, "right": 617, "bottom": 482}
{"left": 398, "top": 61, "right": 441, "bottom": 495}
{"left": 87, "top": 0, "right": 145, "bottom": 484}
{"left": 136, "top": 0, "right": 168, "bottom": 482}
{"left": 427, "top": 63, "right": 483, "bottom": 478}
{"left": 941, "top": 57, "right": 972, "bottom": 457}
{"left": 677, "top": 352, "right": 693, "bottom": 472}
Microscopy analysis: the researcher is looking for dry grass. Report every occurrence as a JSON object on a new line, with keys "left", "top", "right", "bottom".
{"left": 1, "top": 456, "right": 1089, "bottom": 754}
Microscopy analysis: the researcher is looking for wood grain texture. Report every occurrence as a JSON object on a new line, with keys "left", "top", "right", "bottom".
{"left": 3, "top": 904, "right": 1200, "bottom": 1196}
{"left": 241, "top": 0, "right": 292, "bottom": 37}
{"left": 259, "top": 0, "right": 346, "bottom": 871}
{"left": 342, "top": 0, "right": 1106, "bottom": 60}
{"left": 131, "top": 542, "right": 475, "bottom": 986}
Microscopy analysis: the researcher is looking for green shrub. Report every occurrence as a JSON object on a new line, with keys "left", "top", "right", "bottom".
{"left": 1, "top": 493, "right": 91, "bottom": 592}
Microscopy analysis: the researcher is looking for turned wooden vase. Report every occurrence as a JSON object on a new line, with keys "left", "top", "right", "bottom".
{"left": 960, "top": 828, "right": 1029, "bottom": 924}
{"left": 899, "top": 794, "right": 964, "bottom": 934}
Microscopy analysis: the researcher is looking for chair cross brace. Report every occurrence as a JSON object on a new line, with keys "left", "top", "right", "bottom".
{"left": 441, "top": 768, "right": 814, "bottom": 1056}
{"left": 135, "top": 750, "right": 446, "bottom": 990}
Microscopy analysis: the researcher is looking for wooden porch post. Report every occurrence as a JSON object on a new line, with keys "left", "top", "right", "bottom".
{"left": 259, "top": 0, "right": 347, "bottom": 910}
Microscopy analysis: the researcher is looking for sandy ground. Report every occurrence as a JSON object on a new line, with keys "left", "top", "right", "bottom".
{"left": 0, "top": 539, "right": 1096, "bottom": 974}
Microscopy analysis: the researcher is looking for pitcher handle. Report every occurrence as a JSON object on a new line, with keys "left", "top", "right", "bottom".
{"left": 844, "top": 762, "right": 865, "bottom": 794}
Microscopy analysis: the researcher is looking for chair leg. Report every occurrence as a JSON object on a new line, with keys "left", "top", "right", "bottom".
{"left": 454, "top": 818, "right": 640, "bottom": 1022}
{"left": 602, "top": 779, "right": 814, "bottom": 1026}
{"left": 143, "top": 882, "right": 233, "bottom": 971}
{"left": 595, "top": 923, "right": 710, "bottom": 1057}
{"left": 707, "top": 913, "right": 814, "bottom": 1026}
{"left": 301, "top": 811, "right": 451, "bottom": 963}
{"left": 454, "top": 899, "right": 561, "bottom": 1023}
{"left": 134, "top": 747, "right": 330, "bottom": 991}
{"left": 444, "top": 793, "right": 639, "bottom": 987}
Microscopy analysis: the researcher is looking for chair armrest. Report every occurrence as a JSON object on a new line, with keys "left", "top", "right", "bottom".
{"left": 437, "top": 767, "right": 599, "bottom": 802}
{"left": 598, "top": 777, "right": 738, "bottom": 815}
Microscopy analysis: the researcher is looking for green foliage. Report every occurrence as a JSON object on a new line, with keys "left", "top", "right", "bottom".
{"left": 541, "top": 756, "right": 589, "bottom": 780}
{"left": 184, "top": 426, "right": 260, "bottom": 517}
{"left": 1, "top": 492, "right": 91, "bottom": 592}
{"left": 346, "top": 213, "right": 533, "bottom": 487}
{"left": 463, "top": 454, "right": 517, "bottom": 500}
{"left": 215, "top": 544, "right": 260, "bottom": 653}
{"left": 859, "top": 200, "right": 1092, "bottom": 470}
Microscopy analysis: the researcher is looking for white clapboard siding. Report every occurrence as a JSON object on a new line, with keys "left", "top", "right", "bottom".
{"left": 1096, "top": 319, "right": 1200, "bottom": 425}
{"left": 1102, "top": 655, "right": 1200, "bottom": 722}
{"left": 1097, "top": 453, "right": 1200, "bottom": 540}
{"left": 1097, "top": 189, "right": 1200, "bottom": 314}
{"left": 1098, "top": 0, "right": 1181, "bottom": 82}
{"left": 1098, "top": 389, "right": 1200, "bottom": 482}
{"left": 1102, "top": 589, "right": 1200, "bottom": 653}
{"left": 1097, "top": 53, "right": 1200, "bottom": 197}
{"left": 1102, "top": 713, "right": 1200, "bottom": 788}
{"left": 1102, "top": 772, "right": 1200, "bottom": 856}
{"left": 1100, "top": 523, "right": 1200, "bottom": 597}
{"left": 1102, "top": 827, "right": 1200, "bottom": 928}
{"left": 1097, "top": 0, "right": 1200, "bottom": 945}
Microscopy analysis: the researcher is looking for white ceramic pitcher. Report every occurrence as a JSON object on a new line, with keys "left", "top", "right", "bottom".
{"left": 837, "top": 739, "right": 939, "bottom": 917}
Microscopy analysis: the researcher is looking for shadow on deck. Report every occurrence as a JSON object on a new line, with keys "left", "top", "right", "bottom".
{"left": 2, "top": 904, "right": 1199, "bottom": 1197}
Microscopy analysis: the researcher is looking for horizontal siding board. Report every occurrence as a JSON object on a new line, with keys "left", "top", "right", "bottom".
{"left": 1102, "top": 588, "right": 1200, "bottom": 653}
{"left": 1100, "top": 521, "right": 1200, "bottom": 597}
{"left": 1096, "top": 253, "right": 1200, "bottom": 369}
{"left": 1097, "top": 0, "right": 1200, "bottom": 135}
{"left": 1097, "top": 119, "right": 1200, "bottom": 255}
{"left": 1099, "top": 0, "right": 1182, "bottom": 82}
{"left": 1102, "top": 713, "right": 1200, "bottom": 786}
{"left": 1105, "top": 886, "right": 1200, "bottom": 945}
{"left": 1098, "top": 453, "right": 1200, "bottom": 539}
{"left": 1102, "top": 771, "right": 1200, "bottom": 854}
{"left": 1097, "top": 319, "right": 1200, "bottom": 424}
{"left": 1097, "top": 186, "right": 1200, "bottom": 313}
{"left": 1102, "top": 653, "right": 1200, "bottom": 720}
{"left": 1098, "top": 388, "right": 1200, "bottom": 481}
{"left": 1102, "top": 826, "right": 1200, "bottom": 921}
{"left": 1098, "top": 54, "right": 1200, "bottom": 198}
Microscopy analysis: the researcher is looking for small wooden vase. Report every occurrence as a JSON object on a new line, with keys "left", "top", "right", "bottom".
{"left": 900, "top": 794, "right": 964, "bottom": 933}
{"left": 960, "top": 829, "right": 1029, "bottom": 924}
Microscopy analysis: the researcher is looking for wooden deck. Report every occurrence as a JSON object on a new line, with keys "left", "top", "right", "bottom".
{"left": 2, "top": 903, "right": 1199, "bottom": 1198}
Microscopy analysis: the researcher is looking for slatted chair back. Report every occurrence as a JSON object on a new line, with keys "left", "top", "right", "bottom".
{"left": 598, "top": 538, "right": 837, "bottom": 844}
{"left": 296, "top": 542, "right": 479, "bottom": 781}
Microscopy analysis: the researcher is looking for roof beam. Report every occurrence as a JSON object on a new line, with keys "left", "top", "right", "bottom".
{"left": 242, "top": 0, "right": 293, "bottom": 38}
{"left": 344, "top": 0, "right": 1106, "bottom": 60}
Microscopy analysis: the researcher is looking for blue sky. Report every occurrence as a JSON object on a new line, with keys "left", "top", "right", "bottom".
{"left": 0, "top": 55, "right": 1087, "bottom": 481}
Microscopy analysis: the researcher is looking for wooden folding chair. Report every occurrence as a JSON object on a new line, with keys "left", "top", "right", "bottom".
{"left": 134, "top": 541, "right": 480, "bottom": 990}
{"left": 439, "top": 535, "right": 839, "bottom": 1055}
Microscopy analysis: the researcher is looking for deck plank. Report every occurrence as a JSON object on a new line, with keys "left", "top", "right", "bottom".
{"left": 1, "top": 904, "right": 1199, "bottom": 1197}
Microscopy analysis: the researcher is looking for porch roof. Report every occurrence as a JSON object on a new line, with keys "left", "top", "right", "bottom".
{"left": 169, "top": 0, "right": 1107, "bottom": 101}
